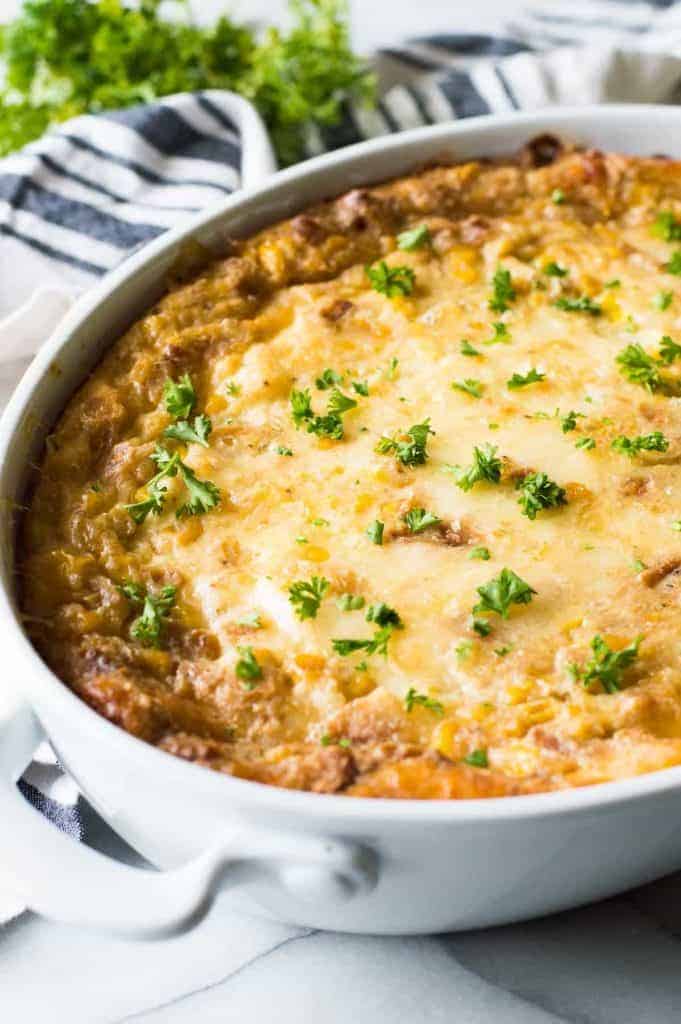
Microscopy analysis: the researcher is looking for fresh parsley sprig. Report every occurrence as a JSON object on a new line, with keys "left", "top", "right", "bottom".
{"left": 569, "top": 635, "right": 642, "bottom": 694}
{"left": 489, "top": 267, "right": 516, "bottom": 313}
{"left": 164, "top": 414, "right": 212, "bottom": 447}
{"left": 376, "top": 419, "right": 434, "bottom": 467}
{"left": 119, "top": 582, "right": 176, "bottom": 649}
{"left": 403, "top": 508, "right": 441, "bottom": 534}
{"left": 288, "top": 576, "right": 330, "bottom": 620}
{"left": 474, "top": 568, "right": 536, "bottom": 619}
{"left": 404, "top": 688, "right": 444, "bottom": 715}
{"left": 516, "top": 472, "right": 567, "bottom": 520}
{"left": 611, "top": 432, "right": 669, "bottom": 458}
{"left": 616, "top": 344, "right": 662, "bottom": 392}
{"left": 366, "top": 261, "right": 415, "bottom": 297}
{"left": 444, "top": 443, "right": 501, "bottom": 493}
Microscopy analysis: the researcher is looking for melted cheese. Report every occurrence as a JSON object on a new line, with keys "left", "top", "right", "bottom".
{"left": 20, "top": 149, "right": 681, "bottom": 797}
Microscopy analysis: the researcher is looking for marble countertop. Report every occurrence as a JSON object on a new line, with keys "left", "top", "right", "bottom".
{"left": 4, "top": 1, "right": 681, "bottom": 1020}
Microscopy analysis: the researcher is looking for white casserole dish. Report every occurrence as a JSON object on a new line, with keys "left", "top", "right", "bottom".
{"left": 3, "top": 104, "right": 681, "bottom": 938}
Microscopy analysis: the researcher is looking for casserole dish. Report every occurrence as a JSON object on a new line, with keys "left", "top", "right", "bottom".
{"left": 3, "top": 104, "right": 681, "bottom": 938}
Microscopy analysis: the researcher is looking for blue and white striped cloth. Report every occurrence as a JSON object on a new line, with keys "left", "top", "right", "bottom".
{"left": 3, "top": 0, "right": 681, "bottom": 921}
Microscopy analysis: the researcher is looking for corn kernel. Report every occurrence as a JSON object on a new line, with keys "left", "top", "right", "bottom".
{"left": 177, "top": 518, "right": 203, "bottom": 546}
{"left": 301, "top": 545, "right": 329, "bottom": 563}
{"left": 205, "top": 394, "right": 228, "bottom": 414}
{"left": 295, "top": 653, "right": 326, "bottom": 672}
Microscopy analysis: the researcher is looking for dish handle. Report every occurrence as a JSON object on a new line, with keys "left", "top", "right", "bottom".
{"left": 0, "top": 697, "right": 376, "bottom": 937}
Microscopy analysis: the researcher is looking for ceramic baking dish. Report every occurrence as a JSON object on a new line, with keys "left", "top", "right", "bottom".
{"left": 3, "top": 104, "right": 681, "bottom": 938}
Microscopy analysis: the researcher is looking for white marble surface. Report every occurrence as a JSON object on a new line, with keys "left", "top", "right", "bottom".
{"left": 5, "top": 1, "right": 681, "bottom": 1020}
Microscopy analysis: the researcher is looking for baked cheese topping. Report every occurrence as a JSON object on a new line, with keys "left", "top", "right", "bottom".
{"left": 19, "top": 141, "right": 681, "bottom": 798}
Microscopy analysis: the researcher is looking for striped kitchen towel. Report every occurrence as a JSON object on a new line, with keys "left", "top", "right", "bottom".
{"left": 2, "top": 0, "right": 681, "bottom": 922}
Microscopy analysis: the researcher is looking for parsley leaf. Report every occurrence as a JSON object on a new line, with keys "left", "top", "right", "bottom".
{"left": 569, "top": 635, "right": 642, "bottom": 694}
{"left": 404, "top": 688, "right": 444, "bottom": 715}
{"left": 575, "top": 437, "right": 596, "bottom": 450}
{"left": 288, "top": 575, "right": 330, "bottom": 620}
{"left": 554, "top": 295, "right": 602, "bottom": 315}
{"left": 468, "top": 545, "right": 491, "bottom": 560}
{"left": 290, "top": 386, "right": 355, "bottom": 440}
{"left": 551, "top": 189, "right": 566, "bottom": 205}
{"left": 352, "top": 380, "right": 369, "bottom": 396}
{"left": 654, "top": 291, "right": 673, "bottom": 311}
{"left": 544, "top": 261, "right": 568, "bottom": 277}
{"left": 560, "top": 410, "right": 584, "bottom": 433}
{"left": 516, "top": 471, "right": 567, "bottom": 520}
{"left": 471, "top": 616, "right": 492, "bottom": 637}
{"left": 474, "top": 568, "right": 536, "bottom": 619}
{"left": 652, "top": 211, "right": 681, "bottom": 242}
{"left": 316, "top": 368, "right": 344, "bottom": 390}
{"left": 175, "top": 462, "right": 221, "bottom": 518}
{"left": 666, "top": 252, "right": 681, "bottom": 275}
{"left": 337, "top": 593, "right": 365, "bottom": 611}
{"left": 452, "top": 378, "right": 484, "bottom": 398}
{"left": 366, "top": 602, "right": 403, "bottom": 628}
{"left": 164, "top": 414, "right": 212, "bottom": 447}
{"left": 332, "top": 625, "right": 394, "bottom": 658}
{"left": 124, "top": 446, "right": 180, "bottom": 524}
{"left": 120, "top": 582, "right": 176, "bottom": 649}
{"left": 403, "top": 507, "right": 441, "bottom": 534}
{"left": 366, "top": 519, "right": 384, "bottom": 545}
{"left": 376, "top": 419, "right": 434, "bottom": 467}
{"left": 164, "top": 374, "right": 196, "bottom": 420}
{"left": 236, "top": 646, "right": 262, "bottom": 685}
{"left": 489, "top": 267, "right": 516, "bottom": 313}
{"left": 658, "top": 335, "right": 681, "bottom": 365}
{"left": 611, "top": 432, "right": 669, "bottom": 458}
{"left": 460, "top": 339, "right": 481, "bottom": 357}
{"left": 366, "top": 261, "right": 415, "bottom": 297}
{"left": 276, "top": 445, "right": 294, "bottom": 456}
{"left": 462, "top": 748, "right": 488, "bottom": 768}
{"left": 397, "top": 224, "right": 431, "bottom": 251}
{"left": 615, "top": 344, "right": 662, "bottom": 391}
{"left": 484, "top": 322, "right": 510, "bottom": 345}
{"left": 507, "top": 368, "right": 546, "bottom": 390}
{"left": 445, "top": 443, "right": 502, "bottom": 493}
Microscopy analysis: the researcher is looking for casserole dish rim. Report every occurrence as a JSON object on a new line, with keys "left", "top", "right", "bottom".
{"left": 6, "top": 102, "right": 681, "bottom": 822}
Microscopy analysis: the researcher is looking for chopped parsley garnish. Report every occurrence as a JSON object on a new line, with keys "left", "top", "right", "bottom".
{"left": 551, "top": 189, "right": 566, "bottom": 205}
{"left": 569, "top": 635, "right": 642, "bottom": 694}
{"left": 474, "top": 568, "right": 536, "bottom": 619}
{"left": 516, "top": 472, "right": 567, "bottom": 520}
{"left": 290, "top": 386, "right": 356, "bottom": 440}
{"left": 366, "top": 602, "right": 403, "bottom": 628}
{"left": 544, "top": 261, "right": 568, "bottom": 277}
{"left": 397, "top": 224, "right": 431, "bottom": 251}
{"left": 120, "top": 582, "right": 176, "bottom": 649}
{"left": 366, "top": 519, "right": 384, "bottom": 545}
{"left": 575, "top": 437, "right": 596, "bottom": 450}
{"left": 507, "top": 367, "right": 545, "bottom": 390}
{"left": 652, "top": 211, "right": 681, "bottom": 242}
{"left": 385, "top": 357, "right": 399, "bottom": 380}
{"left": 288, "top": 576, "right": 330, "bottom": 620}
{"left": 125, "top": 445, "right": 220, "bottom": 523}
{"left": 485, "top": 322, "right": 510, "bottom": 345}
{"left": 605, "top": 279, "right": 621, "bottom": 289}
{"left": 554, "top": 295, "right": 602, "bottom": 316}
{"left": 164, "top": 413, "right": 212, "bottom": 447}
{"left": 337, "top": 594, "right": 365, "bottom": 612}
{"left": 321, "top": 734, "right": 351, "bottom": 748}
{"left": 654, "top": 291, "right": 673, "bottom": 311}
{"left": 316, "top": 368, "right": 344, "bottom": 390}
{"left": 404, "top": 688, "right": 444, "bottom": 715}
{"left": 352, "top": 380, "right": 369, "bottom": 397}
{"left": 446, "top": 443, "right": 502, "bottom": 493}
{"left": 468, "top": 545, "right": 491, "bottom": 561}
{"left": 403, "top": 508, "right": 441, "bottom": 534}
{"left": 471, "top": 616, "right": 492, "bottom": 637}
{"left": 460, "top": 339, "right": 481, "bottom": 357}
{"left": 376, "top": 419, "right": 434, "bottom": 467}
{"left": 235, "top": 646, "right": 262, "bottom": 685}
{"left": 658, "top": 335, "right": 681, "bottom": 365}
{"left": 366, "top": 261, "right": 415, "bottom": 298}
{"left": 560, "top": 410, "right": 584, "bottom": 433}
{"left": 494, "top": 645, "right": 513, "bottom": 657}
{"left": 489, "top": 267, "right": 516, "bottom": 313}
{"left": 164, "top": 374, "right": 196, "bottom": 420}
{"left": 462, "top": 748, "right": 488, "bottom": 768}
{"left": 611, "top": 432, "right": 669, "bottom": 458}
{"left": 452, "top": 378, "right": 484, "bottom": 399}
{"left": 666, "top": 251, "right": 681, "bottom": 275}
{"left": 615, "top": 344, "right": 662, "bottom": 392}
{"left": 276, "top": 445, "right": 294, "bottom": 456}
{"left": 455, "top": 640, "right": 473, "bottom": 660}
{"left": 225, "top": 381, "right": 241, "bottom": 397}
{"left": 332, "top": 626, "right": 394, "bottom": 659}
